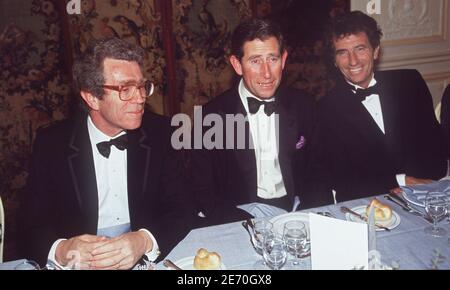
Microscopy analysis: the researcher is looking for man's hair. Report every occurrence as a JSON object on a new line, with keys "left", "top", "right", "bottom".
{"left": 231, "top": 18, "right": 285, "bottom": 60}
{"left": 328, "top": 11, "right": 383, "bottom": 52}
{"left": 72, "top": 37, "right": 145, "bottom": 99}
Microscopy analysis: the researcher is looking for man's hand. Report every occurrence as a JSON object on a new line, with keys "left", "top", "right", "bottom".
{"left": 89, "top": 231, "right": 152, "bottom": 270}
{"left": 390, "top": 176, "right": 434, "bottom": 194}
{"left": 56, "top": 234, "right": 108, "bottom": 269}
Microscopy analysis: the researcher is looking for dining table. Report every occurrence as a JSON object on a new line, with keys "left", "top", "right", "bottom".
{"left": 156, "top": 194, "right": 450, "bottom": 270}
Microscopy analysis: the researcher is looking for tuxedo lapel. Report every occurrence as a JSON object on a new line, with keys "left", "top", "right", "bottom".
{"left": 127, "top": 127, "right": 151, "bottom": 224}
{"left": 276, "top": 91, "right": 298, "bottom": 196}
{"left": 338, "top": 84, "right": 386, "bottom": 146}
{"left": 222, "top": 90, "right": 257, "bottom": 198}
{"left": 67, "top": 116, "right": 98, "bottom": 234}
{"left": 375, "top": 73, "right": 404, "bottom": 167}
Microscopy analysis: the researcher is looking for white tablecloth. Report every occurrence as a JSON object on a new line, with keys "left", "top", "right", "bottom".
{"left": 157, "top": 195, "right": 450, "bottom": 270}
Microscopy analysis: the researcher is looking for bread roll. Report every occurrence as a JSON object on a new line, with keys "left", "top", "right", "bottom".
{"left": 366, "top": 199, "right": 392, "bottom": 221}
{"left": 193, "top": 248, "right": 221, "bottom": 270}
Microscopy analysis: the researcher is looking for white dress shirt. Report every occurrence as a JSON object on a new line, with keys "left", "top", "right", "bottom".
{"left": 238, "top": 79, "right": 288, "bottom": 199}
{"left": 349, "top": 77, "right": 405, "bottom": 186}
{"left": 47, "top": 116, "right": 159, "bottom": 268}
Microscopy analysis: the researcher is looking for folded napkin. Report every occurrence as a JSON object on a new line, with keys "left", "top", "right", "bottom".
{"left": 237, "top": 202, "right": 288, "bottom": 218}
{"left": 401, "top": 179, "right": 450, "bottom": 203}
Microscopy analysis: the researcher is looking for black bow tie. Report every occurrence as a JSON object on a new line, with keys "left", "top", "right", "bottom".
{"left": 96, "top": 134, "right": 128, "bottom": 158}
{"left": 247, "top": 97, "right": 277, "bottom": 116}
{"left": 349, "top": 84, "right": 379, "bottom": 101}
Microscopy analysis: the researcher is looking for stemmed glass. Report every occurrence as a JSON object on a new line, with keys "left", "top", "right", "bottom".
{"left": 251, "top": 219, "right": 273, "bottom": 270}
{"left": 424, "top": 192, "right": 448, "bottom": 237}
{"left": 262, "top": 232, "right": 287, "bottom": 270}
{"left": 283, "top": 221, "right": 310, "bottom": 269}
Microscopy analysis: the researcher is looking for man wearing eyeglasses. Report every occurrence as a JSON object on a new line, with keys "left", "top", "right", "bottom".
{"left": 20, "top": 38, "right": 191, "bottom": 269}
{"left": 190, "top": 19, "right": 324, "bottom": 226}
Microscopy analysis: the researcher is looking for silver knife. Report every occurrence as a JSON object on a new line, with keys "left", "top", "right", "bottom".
{"left": 163, "top": 259, "right": 182, "bottom": 270}
{"left": 384, "top": 194, "right": 411, "bottom": 212}
{"left": 340, "top": 206, "right": 391, "bottom": 231}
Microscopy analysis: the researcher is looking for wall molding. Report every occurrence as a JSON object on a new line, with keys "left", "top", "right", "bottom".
{"left": 379, "top": 49, "right": 450, "bottom": 69}
{"left": 382, "top": 0, "right": 448, "bottom": 46}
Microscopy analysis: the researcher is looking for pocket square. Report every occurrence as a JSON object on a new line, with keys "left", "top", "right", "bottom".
{"left": 296, "top": 136, "right": 306, "bottom": 150}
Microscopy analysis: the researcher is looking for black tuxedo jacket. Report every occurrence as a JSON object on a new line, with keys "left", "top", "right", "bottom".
{"left": 190, "top": 85, "right": 324, "bottom": 226}
{"left": 310, "top": 69, "right": 446, "bottom": 202}
{"left": 440, "top": 84, "right": 450, "bottom": 158}
{"left": 19, "top": 112, "right": 192, "bottom": 265}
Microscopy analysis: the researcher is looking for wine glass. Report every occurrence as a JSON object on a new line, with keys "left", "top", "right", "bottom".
{"left": 424, "top": 192, "right": 448, "bottom": 237}
{"left": 251, "top": 219, "right": 273, "bottom": 270}
{"left": 283, "top": 221, "right": 310, "bottom": 269}
{"left": 262, "top": 232, "right": 287, "bottom": 270}
{"left": 14, "top": 260, "right": 40, "bottom": 270}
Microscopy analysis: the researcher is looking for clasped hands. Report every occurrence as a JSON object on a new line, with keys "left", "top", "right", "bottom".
{"left": 55, "top": 231, "right": 151, "bottom": 270}
{"left": 390, "top": 176, "right": 434, "bottom": 195}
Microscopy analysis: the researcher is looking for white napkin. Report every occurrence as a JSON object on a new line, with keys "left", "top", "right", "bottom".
{"left": 309, "top": 213, "right": 368, "bottom": 270}
{"left": 237, "top": 202, "right": 287, "bottom": 218}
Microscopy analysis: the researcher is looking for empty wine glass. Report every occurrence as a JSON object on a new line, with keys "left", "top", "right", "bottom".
{"left": 283, "top": 221, "right": 310, "bottom": 269}
{"left": 262, "top": 232, "right": 287, "bottom": 270}
{"left": 424, "top": 192, "right": 448, "bottom": 237}
{"left": 252, "top": 219, "right": 273, "bottom": 270}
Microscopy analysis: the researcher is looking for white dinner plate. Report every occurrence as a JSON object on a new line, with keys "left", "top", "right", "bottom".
{"left": 269, "top": 212, "right": 310, "bottom": 235}
{"left": 345, "top": 206, "right": 401, "bottom": 231}
{"left": 174, "top": 256, "right": 227, "bottom": 270}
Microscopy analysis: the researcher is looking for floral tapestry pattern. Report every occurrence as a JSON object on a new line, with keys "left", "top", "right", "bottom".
{"left": 0, "top": 0, "right": 71, "bottom": 259}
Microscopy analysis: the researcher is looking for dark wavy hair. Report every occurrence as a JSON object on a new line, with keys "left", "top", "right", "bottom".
{"left": 231, "top": 18, "right": 285, "bottom": 60}
{"left": 72, "top": 37, "right": 145, "bottom": 99}
{"left": 327, "top": 11, "right": 383, "bottom": 58}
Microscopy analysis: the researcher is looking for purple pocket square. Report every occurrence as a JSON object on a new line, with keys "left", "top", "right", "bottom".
{"left": 296, "top": 136, "right": 306, "bottom": 150}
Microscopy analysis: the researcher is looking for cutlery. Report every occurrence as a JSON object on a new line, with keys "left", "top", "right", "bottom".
{"left": 384, "top": 194, "right": 433, "bottom": 223}
{"left": 340, "top": 206, "right": 391, "bottom": 231}
{"left": 163, "top": 259, "right": 182, "bottom": 270}
{"left": 246, "top": 218, "right": 255, "bottom": 232}
{"left": 317, "top": 211, "right": 336, "bottom": 218}
{"left": 241, "top": 221, "right": 254, "bottom": 242}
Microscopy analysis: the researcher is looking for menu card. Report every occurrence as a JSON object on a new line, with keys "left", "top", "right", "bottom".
{"left": 309, "top": 213, "right": 368, "bottom": 270}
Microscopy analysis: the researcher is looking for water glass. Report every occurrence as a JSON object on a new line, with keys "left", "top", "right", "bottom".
{"left": 283, "top": 221, "right": 310, "bottom": 268}
{"left": 424, "top": 192, "right": 448, "bottom": 237}
{"left": 251, "top": 220, "right": 273, "bottom": 255}
{"left": 262, "top": 232, "right": 287, "bottom": 270}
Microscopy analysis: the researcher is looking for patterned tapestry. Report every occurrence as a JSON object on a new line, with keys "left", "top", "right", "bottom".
{"left": 0, "top": 0, "right": 71, "bottom": 259}
{"left": 0, "top": 0, "right": 348, "bottom": 260}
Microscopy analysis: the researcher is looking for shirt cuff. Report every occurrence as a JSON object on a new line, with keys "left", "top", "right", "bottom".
{"left": 396, "top": 174, "right": 406, "bottom": 186}
{"left": 138, "top": 229, "right": 160, "bottom": 262}
{"left": 48, "top": 239, "right": 69, "bottom": 270}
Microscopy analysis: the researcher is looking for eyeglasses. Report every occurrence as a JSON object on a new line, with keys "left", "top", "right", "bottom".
{"left": 102, "top": 79, "right": 154, "bottom": 101}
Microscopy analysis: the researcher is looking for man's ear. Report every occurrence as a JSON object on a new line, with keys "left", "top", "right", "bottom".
{"left": 281, "top": 49, "right": 288, "bottom": 70}
{"left": 374, "top": 46, "right": 380, "bottom": 60}
{"left": 229, "top": 55, "right": 243, "bottom": 76}
{"left": 80, "top": 91, "right": 100, "bottom": 111}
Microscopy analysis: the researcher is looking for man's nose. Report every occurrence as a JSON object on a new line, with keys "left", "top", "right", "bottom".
{"left": 348, "top": 51, "right": 358, "bottom": 66}
{"left": 261, "top": 61, "right": 272, "bottom": 78}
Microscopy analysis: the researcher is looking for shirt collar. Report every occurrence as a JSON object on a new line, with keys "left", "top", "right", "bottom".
{"left": 347, "top": 75, "right": 377, "bottom": 90}
{"left": 238, "top": 79, "right": 275, "bottom": 114}
{"left": 87, "top": 115, "right": 126, "bottom": 145}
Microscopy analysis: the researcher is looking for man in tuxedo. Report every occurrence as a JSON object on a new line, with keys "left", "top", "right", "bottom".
{"left": 310, "top": 11, "right": 446, "bottom": 202}
{"left": 190, "top": 19, "right": 323, "bottom": 226}
{"left": 19, "top": 38, "right": 191, "bottom": 269}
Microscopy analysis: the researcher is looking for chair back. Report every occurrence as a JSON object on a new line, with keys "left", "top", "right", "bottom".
{"left": 0, "top": 196, "right": 4, "bottom": 263}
